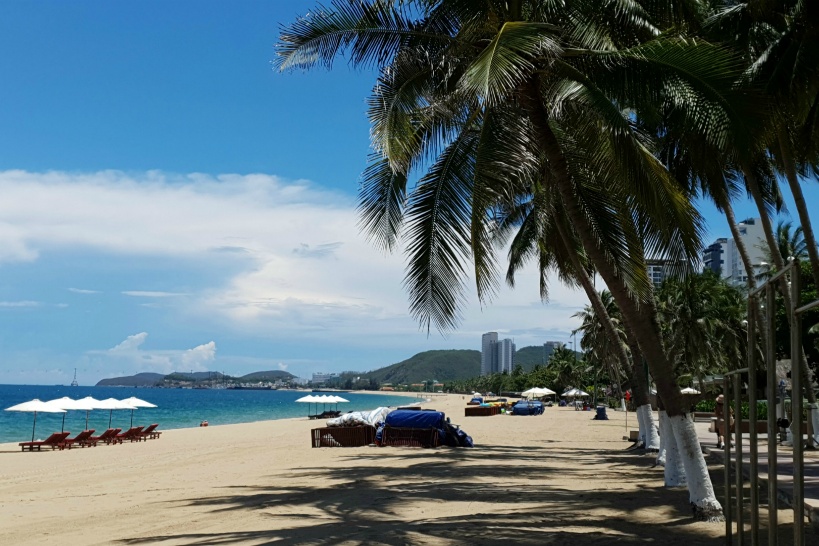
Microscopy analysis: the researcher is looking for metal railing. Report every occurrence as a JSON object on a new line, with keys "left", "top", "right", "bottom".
{"left": 724, "top": 258, "right": 816, "bottom": 545}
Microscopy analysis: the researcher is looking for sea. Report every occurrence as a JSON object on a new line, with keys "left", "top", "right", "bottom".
{"left": 0, "top": 384, "right": 419, "bottom": 444}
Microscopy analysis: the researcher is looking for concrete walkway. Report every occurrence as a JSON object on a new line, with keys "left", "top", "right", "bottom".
{"left": 693, "top": 419, "right": 819, "bottom": 528}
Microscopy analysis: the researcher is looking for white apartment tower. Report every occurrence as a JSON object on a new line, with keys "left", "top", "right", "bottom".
{"left": 702, "top": 218, "right": 767, "bottom": 287}
{"left": 481, "top": 332, "right": 498, "bottom": 376}
{"left": 497, "top": 338, "right": 516, "bottom": 374}
{"left": 481, "top": 332, "right": 516, "bottom": 375}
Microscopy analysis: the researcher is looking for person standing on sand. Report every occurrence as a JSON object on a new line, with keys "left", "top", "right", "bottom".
{"left": 714, "top": 394, "right": 733, "bottom": 449}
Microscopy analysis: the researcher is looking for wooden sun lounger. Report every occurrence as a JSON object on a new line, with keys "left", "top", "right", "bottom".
{"left": 87, "top": 428, "right": 117, "bottom": 445}
{"left": 138, "top": 424, "right": 161, "bottom": 440}
{"left": 19, "top": 432, "right": 71, "bottom": 452}
{"left": 61, "top": 429, "right": 96, "bottom": 449}
{"left": 114, "top": 426, "right": 145, "bottom": 443}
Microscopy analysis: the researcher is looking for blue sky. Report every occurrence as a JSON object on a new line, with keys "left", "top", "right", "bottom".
{"left": 0, "top": 1, "right": 816, "bottom": 385}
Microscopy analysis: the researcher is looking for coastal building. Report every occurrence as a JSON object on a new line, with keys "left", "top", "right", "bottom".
{"left": 497, "top": 338, "right": 516, "bottom": 374}
{"left": 543, "top": 341, "right": 564, "bottom": 364}
{"left": 703, "top": 218, "right": 767, "bottom": 287}
{"left": 311, "top": 372, "right": 338, "bottom": 385}
{"left": 480, "top": 332, "right": 516, "bottom": 375}
{"left": 481, "top": 332, "right": 498, "bottom": 376}
{"left": 703, "top": 238, "right": 729, "bottom": 278}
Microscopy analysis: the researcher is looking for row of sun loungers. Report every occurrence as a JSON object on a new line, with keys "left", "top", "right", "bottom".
{"left": 18, "top": 424, "right": 161, "bottom": 451}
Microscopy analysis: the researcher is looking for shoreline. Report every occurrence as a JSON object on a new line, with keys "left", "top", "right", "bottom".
{"left": 0, "top": 389, "right": 433, "bottom": 451}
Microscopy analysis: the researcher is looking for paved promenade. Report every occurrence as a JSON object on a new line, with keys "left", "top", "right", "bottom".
{"left": 693, "top": 419, "right": 819, "bottom": 528}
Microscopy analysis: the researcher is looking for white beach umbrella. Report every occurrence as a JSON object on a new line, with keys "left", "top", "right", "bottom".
{"left": 316, "top": 395, "right": 332, "bottom": 412}
{"left": 326, "top": 395, "right": 349, "bottom": 411}
{"left": 74, "top": 396, "right": 103, "bottom": 429}
{"left": 45, "top": 397, "right": 98, "bottom": 432}
{"left": 5, "top": 399, "right": 66, "bottom": 442}
{"left": 680, "top": 387, "right": 701, "bottom": 395}
{"left": 295, "top": 395, "right": 319, "bottom": 416}
{"left": 120, "top": 397, "right": 158, "bottom": 428}
{"left": 96, "top": 398, "right": 137, "bottom": 429}
{"left": 522, "top": 387, "right": 556, "bottom": 399}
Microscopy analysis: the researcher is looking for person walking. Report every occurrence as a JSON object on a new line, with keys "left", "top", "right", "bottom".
{"left": 715, "top": 394, "right": 733, "bottom": 449}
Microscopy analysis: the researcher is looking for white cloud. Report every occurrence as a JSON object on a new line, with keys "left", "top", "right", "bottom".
{"left": 110, "top": 332, "right": 149, "bottom": 352}
{"left": 69, "top": 287, "right": 100, "bottom": 294}
{"left": 0, "top": 300, "right": 40, "bottom": 307}
{"left": 85, "top": 333, "right": 218, "bottom": 375}
{"left": 122, "top": 291, "right": 190, "bottom": 298}
{"left": 180, "top": 341, "right": 217, "bottom": 369}
{"left": 0, "top": 169, "right": 588, "bottom": 375}
{"left": 277, "top": 362, "right": 288, "bottom": 371}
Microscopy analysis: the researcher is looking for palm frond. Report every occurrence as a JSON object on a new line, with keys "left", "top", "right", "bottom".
{"left": 403, "top": 123, "right": 480, "bottom": 332}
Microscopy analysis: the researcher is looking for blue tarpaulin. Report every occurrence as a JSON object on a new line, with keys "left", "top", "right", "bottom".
{"left": 512, "top": 400, "right": 544, "bottom": 415}
{"left": 385, "top": 410, "right": 446, "bottom": 429}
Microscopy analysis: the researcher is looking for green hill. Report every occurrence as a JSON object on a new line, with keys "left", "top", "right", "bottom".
{"left": 96, "top": 372, "right": 166, "bottom": 387}
{"left": 329, "top": 345, "right": 574, "bottom": 388}
{"left": 337, "top": 350, "right": 481, "bottom": 386}
{"left": 239, "top": 370, "right": 295, "bottom": 381}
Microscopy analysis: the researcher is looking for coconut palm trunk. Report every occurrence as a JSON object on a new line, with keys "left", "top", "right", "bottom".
{"left": 777, "top": 129, "right": 819, "bottom": 290}
{"left": 742, "top": 168, "right": 817, "bottom": 406}
{"left": 553, "top": 218, "right": 633, "bottom": 387}
{"left": 523, "top": 78, "right": 721, "bottom": 518}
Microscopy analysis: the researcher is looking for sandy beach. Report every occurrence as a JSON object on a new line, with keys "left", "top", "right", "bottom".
{"left": 0, "top": 392, "right": 808, "bottom": 545}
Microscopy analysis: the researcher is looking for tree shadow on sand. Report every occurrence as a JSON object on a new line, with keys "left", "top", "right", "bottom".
{"left": 113, "top": 442, "right": 768, "bottom": 545}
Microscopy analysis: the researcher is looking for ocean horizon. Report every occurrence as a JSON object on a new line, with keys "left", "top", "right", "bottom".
{"left": 0, "top": 384, "right": 418, "bottom": 444}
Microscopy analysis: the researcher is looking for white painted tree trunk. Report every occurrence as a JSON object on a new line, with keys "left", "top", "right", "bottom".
{"left": 639, "top": 404, "right": 660, "bottom": 451}
{"left": 636, "top": 404, "right": 646, "bottom": 446}
{"left": 809, "top": 403, "right": 819, "bottom": 446}
{"left": 669, "top": 414, "right": 722, "bottom": 520}
{"left": 656, "top": 411, "right": 667, "bottom": 466}
{"left": 660, "top": 411, "right": 687, "bottom": 486}
{"left": 620, "top": 397, "right": 626, "bottom": 411}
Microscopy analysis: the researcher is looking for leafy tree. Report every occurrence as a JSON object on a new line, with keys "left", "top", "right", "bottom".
{"left": 276, "top": 0, "right": 740, "bottom": 518}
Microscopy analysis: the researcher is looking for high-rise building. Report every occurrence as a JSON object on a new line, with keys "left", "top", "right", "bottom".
{"left": 543, "top": 341, "right": 564, "bottom": 364}
{"left": 703, "top": 238, "right": 729, "bottom": 278}
{"left": 481, "top": 332, "right": 498, "bottom": 376}
{"left": 311, "top": 372, "right": 338, "bottom": 385}
{"left": 480, "top": 332, "right": 516, "bottom": 375}
{"left": 703, "top": 218, "right": 767, "bottom": 287}
{"left": 497, "top": 338, "right": 516, "bottom": 374}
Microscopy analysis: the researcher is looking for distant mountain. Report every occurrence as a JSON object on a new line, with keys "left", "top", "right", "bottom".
{"left": 96, "top": 372, "right": 165, "bottom": 387}
{"left": 330, "top": 345, "right": 575, "bottom": 387}
{"left": 95, "top": 369, "right": 296, "bottom": 387}
{"left": 239, "top": 370, "right": 295, "bottom": 381}
{"left": 335, "top": 350, "right": 481, "bottom": 386}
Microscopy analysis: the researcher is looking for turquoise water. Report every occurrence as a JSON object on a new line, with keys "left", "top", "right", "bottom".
{"left": 0, "top": 384, "right": 417, "bottom": 443}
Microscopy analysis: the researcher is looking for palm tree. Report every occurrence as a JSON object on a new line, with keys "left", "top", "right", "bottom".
{"left": 705, "top": 0, "right": 819, "bottom": 289}
{"left": 768, "top": 220, "right": 809, "bottom": 263}
{"left": 573, "top": 291, "right": 627, "bottom": 393}
{"left": 656, "top": 271, "right": 749, "bottom": 387}
{"left": 276, "top": 0, "right": 736, "bottom": 518}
